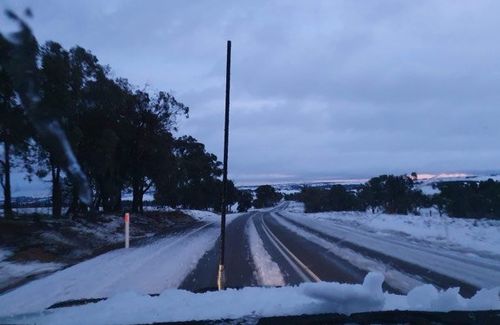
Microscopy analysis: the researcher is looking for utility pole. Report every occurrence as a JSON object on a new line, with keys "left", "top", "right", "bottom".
{"left": 218, "top": 40, "right": 231, "bottom": 290}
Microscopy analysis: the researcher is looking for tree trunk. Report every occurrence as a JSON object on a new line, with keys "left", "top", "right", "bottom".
{"left": 2, "top": 142, "right": 13, "bottom": 218}
{"left": 101, "top": 193, "right": 111, "bottom": 213}
{"left": 51, "top": 164, "right": 62, "bottom": 218}
{"left": 139, "top": 190, "right": 144, "bottom": 213}
{"left": 131, "top": 179, "right": 142, "bottom": 213}
{"left": 67, "top": 185, "right": 79, "bottom": 215}
{"left": 94, "top": 195, "right": 102, "bottom": 212}
{"left": 111, "top": 187, "right": 122, "bottom": 212}
{"left": 67, "top": 183, "right": 89, "bottom": 217}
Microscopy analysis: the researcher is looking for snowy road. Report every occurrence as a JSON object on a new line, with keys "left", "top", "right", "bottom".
{"left": 1, "top": 202, "right": 499, "bottom": 317}
{"left": 274, "top": 208, "right": 500, "bottom": 295}
{"left": 183, "top": 202, "right": 500, "bottom": 297}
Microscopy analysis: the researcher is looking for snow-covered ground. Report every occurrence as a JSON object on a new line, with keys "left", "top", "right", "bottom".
{"left": 182, "top": 209, "right": 224, "bottom": 223}
{"left": 0, "top": 223, "right": 219, "bottom": 317}
{"left": 0, "top": 209, "right": 240, "bottom": 317}
{"left": 284, "top": 202, "right": 500, "bottom": 257}
{"left": 1, "top": 272, "right": 497, "bottom": 325}
{"left": 0, "top": 208, "right": 220, "bottom": 290}
{"left": 0, "top": 249, "right": 63, "bottom": 290}
{"left": 183, "top": 209, "right": 243, "bottom": 225}
{"left": 0, "top": 261, "right": 63, "bottom": 291}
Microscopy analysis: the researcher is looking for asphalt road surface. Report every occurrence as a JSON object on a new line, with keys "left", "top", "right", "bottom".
{"left": 180, "top": 203, "right": 494, "bottom": 297}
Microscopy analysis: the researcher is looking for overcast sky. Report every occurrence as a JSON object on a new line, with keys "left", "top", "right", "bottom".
{"left": 3, "top": 0, "right": 500, "bottom": 192}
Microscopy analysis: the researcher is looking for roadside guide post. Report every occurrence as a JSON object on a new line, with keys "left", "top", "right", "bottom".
{"left": 124, "top": 212, "right": 130, "bottom": 248}
{"left": 218, "top": 40, "right": 231, "bottom": 290}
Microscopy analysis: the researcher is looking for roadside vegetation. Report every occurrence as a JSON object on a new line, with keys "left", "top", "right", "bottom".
{"left": 0, "top": 13, "right": 248, "bottom": 219}
{"left": 253, "top": 185, "right": 282, "bottom": 208}
{"left": 3, "top": 12, "right": 498, "bottom": 224}
{"left": 291, "top": 174, "right": 500, "bottom": 220}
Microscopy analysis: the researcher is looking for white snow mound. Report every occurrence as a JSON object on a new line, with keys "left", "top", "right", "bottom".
{"left": 1, "top": 272, "right": 498, "bottom": 324}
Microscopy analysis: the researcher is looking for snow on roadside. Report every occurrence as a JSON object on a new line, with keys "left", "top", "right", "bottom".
{"left": 0, "top": 261, "right": 63, "bottom": 290}
{"left": 183, "top": 209, "right": 242, "bottom": 224}
{"left": 0, "top": 248, "right": 64, "bottom": 291}
{"left": 284, "top": 202, "right": 500, "bottom": 257}
{"left": 69, "top": 215, "right": 123, "bottom": 243}
{"left": 273, "top": 214, "right": 423, "bottom": 293}
{"left": 0, "top": 224, "right": 219, "bottom": 317}
{"left": 246, "top": 218, "right": 285, "bottom": 286}
{"left": 183, "top": 209, "right": 221, "bottom": 223}
{"left": 2, "top": 272, "right": 498, "bottom": 325}
{"left": 0, "top": 248, "right": 13, "bottom": 261}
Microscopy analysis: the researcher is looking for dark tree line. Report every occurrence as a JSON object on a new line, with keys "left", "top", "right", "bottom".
{"left": 0, "top": 42, "right": 32, "bottom": 218}
{"left": 436, "top": 179, "right": 500, "bottom": 219}
{"left": 358, "top": 175, "right": 429, "bottom": 214}
{"left": 299, "top": 185, "right": 361, "bottom": 213}
{"left": 297, "top": 175, "right": 427, "bottom": 214}
{"left": 1, "top": 31, "right": 34, "bottom": 218}
{"left": 296, "top": 174, "right": 500, "bottom": 220}
{"left": 0, "top": 18, "right": 241, "bottom": 218}
{"left": 253, "top": 185, "right": 282, "bottom": 208}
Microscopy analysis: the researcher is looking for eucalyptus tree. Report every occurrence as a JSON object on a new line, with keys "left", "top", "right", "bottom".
{"left": 0, "top": 33, "right": 32, "bottom": 218}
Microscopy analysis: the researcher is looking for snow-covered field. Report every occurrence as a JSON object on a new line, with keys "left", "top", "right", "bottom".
{"left": 1, "top": 272, "right": 498, "bottom": 325}
{"left": 284, "top": 202, "right": 500, "bottom": 257}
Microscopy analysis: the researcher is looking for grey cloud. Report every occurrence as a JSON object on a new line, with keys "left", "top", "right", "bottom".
{"left": 3, "top": 0, "right": 500, "bottom": 186}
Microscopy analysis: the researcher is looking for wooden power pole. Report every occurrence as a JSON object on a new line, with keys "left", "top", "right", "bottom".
{"left": 218, "top": 40, "right": 231, "bottom": 290}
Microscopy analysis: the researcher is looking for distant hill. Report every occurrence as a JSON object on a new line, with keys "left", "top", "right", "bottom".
{"left": 237, "top": 173, "right": 500, "bottom": 195}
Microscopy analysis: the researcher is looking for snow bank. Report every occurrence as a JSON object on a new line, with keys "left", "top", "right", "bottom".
{"left": 388, "top": 284, "right": 500, "bottom": 311}
{"left": 1, "top": 272, "right": 498, "bottom": 324}
{"left": 246, "top": 219, "right": 285, "bottom": 286}
{"left": 303, "top": 272, "right": 385, "bottom": 315}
